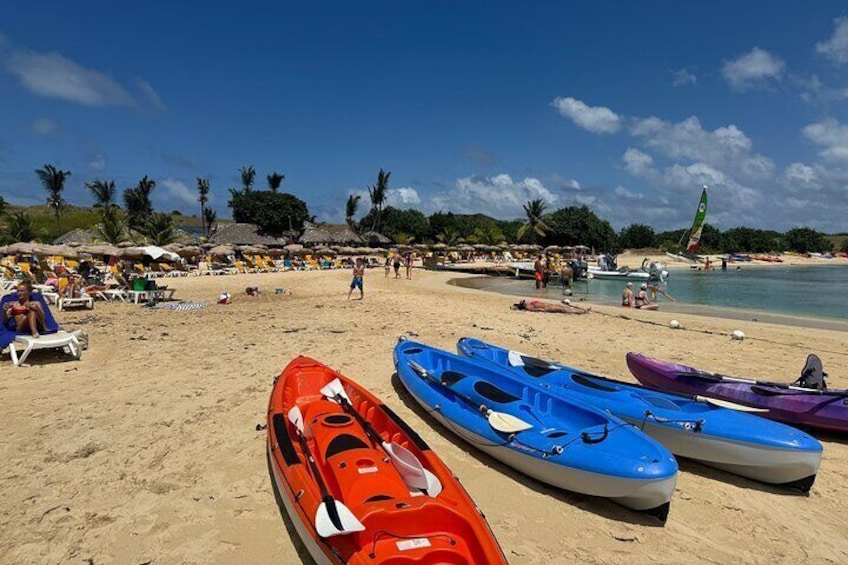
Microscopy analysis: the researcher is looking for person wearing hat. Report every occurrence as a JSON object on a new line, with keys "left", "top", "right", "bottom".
{"left": 634, "top": 282, "right": 659, "bottom": 310}
{"left": 621, "top": 281, "right": 635, "bottom": 307}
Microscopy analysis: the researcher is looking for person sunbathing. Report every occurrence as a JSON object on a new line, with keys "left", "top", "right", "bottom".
{"left": 511, "top": 299, "right": 589, "bottom": 314}
{"left": 3, "top": 281, "right": 47, "bottom": 337}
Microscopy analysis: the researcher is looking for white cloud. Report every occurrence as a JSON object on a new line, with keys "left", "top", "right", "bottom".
{"left": 386, "top": 187, "right": 421, "bottom": 207}
{"left": 802, "top": 118, "right": 848, "bottom": 161}
{"left": 722, "top": 47, "right": 785, "bottom": 90}
{"left": 32, "top": 118, "right": 57, "bottom": 135}
{"left": 622, "top": 148, "right": 655, "bottom": 176}
{"left": 783, "top": 162, "right": 820, "bottom": 190}
{"left": 431, "top": 173, "right": 558, "bottom": 218}
{"left": 160, "top": 178, "right": 198, "bottom": 206}
{"left": 6, "top": 49, "right": 135, "bottom": 106}
{"left": 816, "top": 16, "right": 848, "bottom": 64}
{"left": 613, "top": 185, "right": 643, "bottom": 200}
{"left": 672, "top": 68, "right": 697, "bottom": 87}
{"left": 136, "top": 77, "right": 165, "bottom": 110}
{"left": 88, "top": 153, "right": 106, "bottom": 171}
{"left": 551, "top": 97, "right": 621, "bottom": 134}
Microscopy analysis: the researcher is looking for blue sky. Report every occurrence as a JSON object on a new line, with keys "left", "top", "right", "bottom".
{"left": 2, "top": 2, "right": 847, "bottom": 231}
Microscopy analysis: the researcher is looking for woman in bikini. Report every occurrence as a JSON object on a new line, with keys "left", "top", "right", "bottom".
{"left": 512, "top": 299, "right": 589, "bottom": 314}
{"left": 3, "top": 281, "right": 47, "bottom": 337}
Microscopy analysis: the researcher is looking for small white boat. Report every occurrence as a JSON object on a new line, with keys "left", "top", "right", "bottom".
{"left": 587, "top": 267, "right": 650, "bottom": 280}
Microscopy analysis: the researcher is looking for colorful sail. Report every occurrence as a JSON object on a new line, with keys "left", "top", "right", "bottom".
{"left": 685, "top": 188, "right": 708, "bottom": 253}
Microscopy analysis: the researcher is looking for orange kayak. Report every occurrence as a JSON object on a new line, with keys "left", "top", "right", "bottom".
{"left": 267, "top": 356, "right": 508, "bottom": 565}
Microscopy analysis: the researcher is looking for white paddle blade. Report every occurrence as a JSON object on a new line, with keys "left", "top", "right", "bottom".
{"left": 315, "top": 500, "right": 365, "bottom": 538}
{"left": 287, "top": 406, "right": 305, "bottom": 432}
{"left": 486, "top": 410, "right": 534, "bottom": 433}
{"left": 422, "top": 468, "right": 443, "bottom": 497}
{"left": 320, "top": 378, "right": 351, "bottom": 404}
{"left": 507, "top": 350, "right": 526, "bottom": 367}
{"left": 384, "top": 441, "right": 444, "bottom": 495}
{"left": 696, "top": 395, "right": 768, "bottom": 413}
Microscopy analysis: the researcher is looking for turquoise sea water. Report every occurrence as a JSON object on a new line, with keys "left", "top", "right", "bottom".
{"left": 450, "top": 265, "right": 848, "bottom": 329}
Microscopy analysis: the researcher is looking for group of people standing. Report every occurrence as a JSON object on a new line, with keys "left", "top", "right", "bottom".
{"left": 385, "top": 252, "right": 415, "bottom": 280}
{"left": 347, "top": 252, "right": 416, "bottom": 300}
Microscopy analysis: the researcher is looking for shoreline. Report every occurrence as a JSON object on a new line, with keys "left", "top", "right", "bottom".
{"left": 447, "top": 274, "right": 848, "bottom": 333}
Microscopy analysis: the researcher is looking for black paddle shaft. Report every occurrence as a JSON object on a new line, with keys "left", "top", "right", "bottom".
{"left": 332, "top": 394, "right": 390, "bottom": 450}
{"left": 293, "top": 426, "right": 343, "bottom": 530}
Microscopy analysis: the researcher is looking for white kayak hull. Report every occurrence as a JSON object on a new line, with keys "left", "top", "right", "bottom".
{"left": 630, "top": 419, "right": 820, "bottom": 487}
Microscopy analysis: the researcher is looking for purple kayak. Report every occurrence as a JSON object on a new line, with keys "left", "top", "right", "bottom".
{"left": 627, "top": 353, "right": 848, "bottom": 433}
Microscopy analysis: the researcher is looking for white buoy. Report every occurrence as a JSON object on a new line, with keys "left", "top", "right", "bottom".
{"left": 669, "top": 320, "right": 681, "bottom": 329}
{"left": 731, "top": 330, "right": 746, "bottom": 340}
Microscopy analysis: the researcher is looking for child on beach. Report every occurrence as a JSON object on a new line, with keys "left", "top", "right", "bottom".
{"left": 393, "top": 254, "right": 401, "bottom": 279}
{"left": 348, "top": 258, "right": 365, "bottom": 300}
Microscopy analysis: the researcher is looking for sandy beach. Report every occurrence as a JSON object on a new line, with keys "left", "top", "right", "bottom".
{"left": 3, "top": 268, "right": 848, "bottom": 564}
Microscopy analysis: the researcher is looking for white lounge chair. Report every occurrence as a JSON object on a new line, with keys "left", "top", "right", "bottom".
{"left": 58, "top": 296, "right": 95, "bottom": 311}
{"left": 95, "top": 288, "right": 128, "bottom": 302}
{"left": 7, "top": 331, "right": 81, "bottom": 366}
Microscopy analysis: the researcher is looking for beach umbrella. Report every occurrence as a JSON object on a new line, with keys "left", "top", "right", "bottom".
{"left": 414, "top": 243, "right": 429, "bottom": 250}
{"left": 201, "top": 242, "right": 216, "bottom": 249}
{"left": 175, "top": 245, "right": 201, "bottom": 258}
{"left": 267, "top": 247, "right": 286, "bottom": 256}
{"left": 209, "top": 245, "right": 235, "bottom": 256}
{"left": 284, "top": 243, "right": 304, "bottom": 254}
{"left": 314, "top": 246, "right": 336, "bottom": 255}
{"left": 52, "top": 245, "right": 80, "bottom": 258}
{"left": 140, "top": 245, "right": 181, "bottom": 262}
{"left": 238, "top": 245, "right": 263, "bottom": 254}
{"left": 8, "top": 242, "right": 40, "bottom": 255}
{"left": 336, "top": 246, "right": 356, "bottom": 255}
{"left": 118, "top": 246, "right": 146, "bottom": 259}
{"left": 117, "top": 241, "right": 136, "bottom": 248}
{"left": 82, "top": 244, "right": 120, "bottom": 256}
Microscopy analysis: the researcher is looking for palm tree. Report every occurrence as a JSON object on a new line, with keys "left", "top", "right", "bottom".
{"left": 203, "top": 208, "right": 217, "bottom": 235}
{"left": 6, "top": 211, "right": 35, "bottom": 241}
{"left": 197, "top": 177, "right": 210, "bottom": 234}
{"left": 516, "top": 199, "right": 551, "bottom": 242}
{"left": 393, "top": 232, "right": 415, "bottom": 245}
{"left": 368, "top": 168, "right": 390, "bottom": 234}
{"left": 35, "top": 164, "right": 71, "bottom": 233}
{"left": 86, "top": 179, "right": 116, "bottom": 208}
{"left": 345, "top": 194, "right": 361, "bottom": 230}
{"left": 267, "top": 172, "right": 285, "bottom": 192}
{"left": 96, "top": 206, "right": 126, "bottom": 244}
{"left": 124, "top": 176, "right": 156, "bottom": 233}
{"left": 467, "top": 225, "right": 505, "bottom": 245}
{"left": 144, "top": 212, "right": 178, "bottom": 245}
{"left": 240, "top": 166, "right": 256, "bottom": 191}
{"left": 436, "top": 227, "right": 460, "bottom": 246}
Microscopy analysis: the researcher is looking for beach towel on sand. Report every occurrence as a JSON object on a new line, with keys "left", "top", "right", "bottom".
{"left": 0, "top": 293, "right": 60, "bottom": 350}
{"left": 145, "top": 301, "right": 208, "bottom": 311}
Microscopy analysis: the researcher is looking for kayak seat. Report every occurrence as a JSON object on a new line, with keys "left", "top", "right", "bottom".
{"left": 571, "top": 373, "right": 618, "bottom": 392}
{"left": 795, "top": 354, "right": 827, "bottom": 390}
{"left": 325, "top": 434, "right": 369, "bottom": 458}
{"left": 441, "top": 370, "right": 466, "bottom": 386}
{"left": 473, "top": 381, "right": 520, "bottom": 404}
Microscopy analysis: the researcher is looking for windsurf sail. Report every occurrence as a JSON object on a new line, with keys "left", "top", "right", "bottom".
{"left": 685, "top": 187, "right": 708, "bottom": 253}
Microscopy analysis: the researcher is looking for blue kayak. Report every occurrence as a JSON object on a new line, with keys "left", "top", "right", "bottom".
{"left": 457, "top": 337, "right": 822, "bottom": 491}
{"left": 394, "top": 339, "right": 678, "bottom": 521}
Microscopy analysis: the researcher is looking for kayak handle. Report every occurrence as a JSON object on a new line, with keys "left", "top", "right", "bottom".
{"left": 581, "top": 423, "right": 609, "bottom": 444}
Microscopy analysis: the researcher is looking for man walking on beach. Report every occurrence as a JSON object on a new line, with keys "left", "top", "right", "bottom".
{"left": 348, "top": 258, "right": 365, "bottom": 300}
